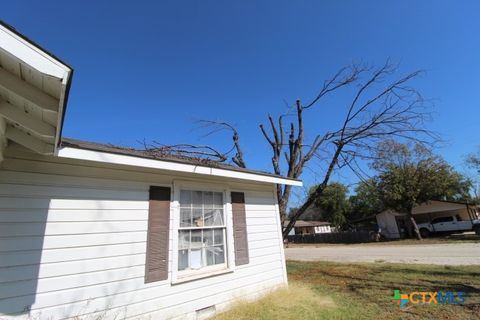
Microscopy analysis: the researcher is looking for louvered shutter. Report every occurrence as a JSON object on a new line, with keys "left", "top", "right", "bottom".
{"left": 231, "top": 192, "right": 249, "bottom": 265}
{"left": 145, "top": 186, "right": 171, "bottom": 283}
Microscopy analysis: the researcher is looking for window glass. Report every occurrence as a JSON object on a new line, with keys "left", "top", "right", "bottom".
{"left": 432, "top": 216, "right": 454, "bottom": 224}
{"left": 180, "top": 208, "right": 192, "bottom": 227}
{"left": 178, "top": 190, "right": 226, "bottom": 271}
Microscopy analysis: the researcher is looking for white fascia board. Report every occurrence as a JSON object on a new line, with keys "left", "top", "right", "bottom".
{"left": 58, "top": 147, "right": 303, "bottom": 187}
{"left": 0, "top": 25, "right": 70, "bottom": 79}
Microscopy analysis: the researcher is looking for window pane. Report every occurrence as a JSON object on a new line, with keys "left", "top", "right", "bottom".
{"left": 190, "top": 230, "right": 202, "bottom": 248}
{"left": 207, "top": 246, "right": 225, "bottom": 265}
{"left": 204, "top": 210, "right": 214, "bottom": 226}
{"left": 192, "top": 191, "right": 203, "bottom": 207}
{"left": 204, "top": 209, "right": 223, "bottom": 226}
{"left": 213, "top": 192, "right": 223, "bottom": 208}
{"left": 215, "top": 246, "right": 225, "bottom": 264}
{"left": 180, "top": 190, "right": 191, "bottom": 207}
{"left": 214, "top": 229, "right": 224, "bottom": 245}
{"left": 204, "top": 192, "right": 214, "bottom": 209}
{"left": 215, "top": 209, "right": 224, "bottom": 225}
{"left": 178, "top": 249, "right": 189, "bottom": 270}
{"left": 180, "top": 208, "right": 192, "bottom": 227}
{"left": 192, "top": 208, "right": 203, "bottom": 227}
{"left": 190, "top": 248, "right": 203, "bottom": 269}
{"left": 206, "top": 248, "right": 215, "bottom": 266}
{"left": 178, "top": 230, "right": 190, "bottom": 249}
{"left": 206, "top": 245, "right": 223, "bottom": 266}
{"left": 203, "top": 229, "right": 214, "bottom": 245}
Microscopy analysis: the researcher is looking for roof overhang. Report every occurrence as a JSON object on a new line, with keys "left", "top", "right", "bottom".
{"left": 58, "top": 146, "right": 303, "bottom": 186}
{"left": 379, "top": 200, "right": 468, "bottom": 216}
{"left": 0, "top": 21, "right": 72, "bottom": 160}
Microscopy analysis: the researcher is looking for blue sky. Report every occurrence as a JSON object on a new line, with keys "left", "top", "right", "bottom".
{"left": 3, "top": 1, "right": 480, "bottom": 199}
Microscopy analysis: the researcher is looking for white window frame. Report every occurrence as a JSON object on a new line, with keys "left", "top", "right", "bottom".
{"left": 171, "top": 180, "right": 235, "bottom": 283}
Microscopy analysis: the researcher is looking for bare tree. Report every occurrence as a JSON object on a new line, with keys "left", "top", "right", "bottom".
{"left": 281, "top": 62, "right": 434, "bottom": 237}
{"left": 145, "top": 60, "right": 435, "bottom": 238}
{"left": 142, "top": 120, "right": 245, "bottom": 167}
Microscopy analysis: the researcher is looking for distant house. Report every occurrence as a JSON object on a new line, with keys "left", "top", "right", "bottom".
{"left": 284, "top": 220, "right": 332, "bottom": 235}
{"left": 0, "top": 22, "right": 303, "bottom": 320}
{"left": 376, "top": 200, "right": 479, "bottom": 239}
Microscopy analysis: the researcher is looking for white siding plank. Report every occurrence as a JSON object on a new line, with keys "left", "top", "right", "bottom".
{"left": 0, "top": 183, "right": 146, "bottom": 200}
{"left": 0, "top": 209, "right": 148, "bottom": 223}
{"left": 0, "top": 254, "right": 146, "bottom": 283}
{"left": 0, "top": 170, "right": 150, "bottom": 191}
{"left": 0, "top": 242, "right": 147, "bottom": 267}
{"left": 0, "top": 232, "right": 147, "bottom": 252}
{"left": 0, "top": 198, "right": 148, "bottom": 210}
{"left": 0, "top": 221, "right": 148, "bottom": 237}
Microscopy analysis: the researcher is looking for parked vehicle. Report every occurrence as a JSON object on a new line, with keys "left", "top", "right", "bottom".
{"left": 417, "top": 215, "right": 480, "bottom": 237}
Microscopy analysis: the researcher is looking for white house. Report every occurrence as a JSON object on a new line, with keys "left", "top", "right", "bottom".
{"left": 0, "top": 22, "right": 302, "bottom": 320}
{"left": 284, "top": 220, "right": 332, "bottom": 236}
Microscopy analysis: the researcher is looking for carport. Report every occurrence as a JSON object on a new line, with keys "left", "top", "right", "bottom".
{"left": 376, "top": 200, "right": 479, "bottom": 239}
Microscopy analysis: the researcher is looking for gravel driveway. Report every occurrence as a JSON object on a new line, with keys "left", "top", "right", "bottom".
{"left": 285, "top": 243, "right": 480, "bottom": 265}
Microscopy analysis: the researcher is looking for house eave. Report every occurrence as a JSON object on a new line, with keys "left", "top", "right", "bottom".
{"left": 0, "top": 21, "right": 73, "bottom": 156}
{"left": 57, "top": 146, "right": 303, "bottom": 186}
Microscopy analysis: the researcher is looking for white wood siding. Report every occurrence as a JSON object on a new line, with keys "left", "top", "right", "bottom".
{"left": 0, "top": 149, "right": 287, "bottom": 319}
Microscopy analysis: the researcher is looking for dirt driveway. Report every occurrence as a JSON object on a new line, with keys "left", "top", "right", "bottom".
{"left": 285, "top": 243, "right": 480, "bottom": 265}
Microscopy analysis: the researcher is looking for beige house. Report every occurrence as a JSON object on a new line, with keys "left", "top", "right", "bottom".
{"left": 376, "top": 200, "right": 479, "bottom": 239}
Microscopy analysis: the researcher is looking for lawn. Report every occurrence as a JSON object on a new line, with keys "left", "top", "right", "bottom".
{"left": 214, "top": 261, "right": 480, "bottom": 320}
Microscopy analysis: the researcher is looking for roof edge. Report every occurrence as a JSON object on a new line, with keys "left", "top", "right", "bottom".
{"left": 59, "top": 138, "right": 303, "bottom": 186}
{"left": 0, "top": 20, "right": 74, "bottom": 153}
{"left": 0, "top": 20, "right": 73, "bottom": 70}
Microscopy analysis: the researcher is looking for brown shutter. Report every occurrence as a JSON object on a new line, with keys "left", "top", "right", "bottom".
{"left": 231, "top": 192, "right": 249, "bottom": 266}
{"left": 145, "top": 186, "right": 171, "bottom": 283}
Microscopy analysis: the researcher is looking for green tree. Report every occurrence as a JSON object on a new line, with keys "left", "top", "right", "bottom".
{"left": 466, "top": 150, "right": 480, "bottom": 174}
{"left": 287, "top": 206, "right": 322, "bottom": 221}
{"left": 465, "top": 150, "right": 480, "bottom": 202}
{"left": 310, "top": 182, "right": 351, "bottom": 228}
{"left": 349, "top": 178, "right": 385, "bottom": 220}
{"left": 373, "top": 141, "right": 471, "bottom": 239}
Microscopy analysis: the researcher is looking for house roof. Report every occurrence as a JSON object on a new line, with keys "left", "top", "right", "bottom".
{"left": 59, "top": 138, "right": 303, "bottom": 186}
{"left": 378, "top": 200, "right": 469, "bottom": 216}
{"left": 283, "top": 220, "right": 331, "bottom": 228}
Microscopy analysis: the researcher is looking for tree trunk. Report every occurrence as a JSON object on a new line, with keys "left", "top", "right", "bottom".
{"left": 408, "top": 210, "right": 422, "bottom": 240}
{"left": 282, "top": 143, "right": 344, "bottom": 238}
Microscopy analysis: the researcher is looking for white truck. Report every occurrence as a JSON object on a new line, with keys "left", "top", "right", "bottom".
{"left": 417, "top": 215, "right": 480, "bottom": 238}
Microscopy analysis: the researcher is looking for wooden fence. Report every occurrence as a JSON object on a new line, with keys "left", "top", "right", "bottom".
{"left": 287, "top": 231, "right": 373, "bottom": 244}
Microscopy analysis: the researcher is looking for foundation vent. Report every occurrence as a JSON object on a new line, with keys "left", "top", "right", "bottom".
{"left": 196, "top": 305, "right": 216, "bottom": 319}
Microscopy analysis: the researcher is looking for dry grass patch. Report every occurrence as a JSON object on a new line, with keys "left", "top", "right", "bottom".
{"left": 213, "top": 283, "right": 335, "bottom": 320}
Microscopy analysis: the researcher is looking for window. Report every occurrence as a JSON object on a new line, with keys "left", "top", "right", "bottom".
{"left": 432, "top": 216, "right": 454, "bottom": 224}
{"left": 177, "top": 190, "right": 226, "bottom": 272}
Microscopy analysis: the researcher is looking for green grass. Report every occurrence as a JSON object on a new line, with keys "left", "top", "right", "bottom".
{"left": 215, "top": 261, "right": 480, "bottom": 320}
